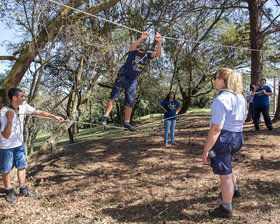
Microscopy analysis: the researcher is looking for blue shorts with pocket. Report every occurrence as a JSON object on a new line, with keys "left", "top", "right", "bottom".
{"left": 0, "top": 143, "right": 27, "bottom": 173}
{"left": 210, "top": 130, "right": 244, "bottom": 175}
{"left": 110, "top": 74, "right": 137, "bottom": 108}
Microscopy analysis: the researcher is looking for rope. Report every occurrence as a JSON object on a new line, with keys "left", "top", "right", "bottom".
{"left": 0, "top": 111, "right": 126, "bottom": 130}
{"left": 47, "top": 0, "right": 265, "bottom": 52}
{"left": 135, "top": 112, "right": 189, "bottom": 129}
{"left": 0, "top": 110, "right": 190, "bottom": 131}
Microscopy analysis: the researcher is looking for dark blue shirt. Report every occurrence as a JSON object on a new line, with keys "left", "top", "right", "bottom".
{"left": 118, "top": 50, "right": 153, "bottom": 82}
{"left": 252, "top": 85, "right": 272, "bottom": 107}
{"left": 160, "top": 99, "right": 181, "bottom": 120}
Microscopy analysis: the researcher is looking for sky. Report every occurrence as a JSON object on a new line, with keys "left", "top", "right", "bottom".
{"left": 0, "top": 21, "right": 17, "bottom": 74}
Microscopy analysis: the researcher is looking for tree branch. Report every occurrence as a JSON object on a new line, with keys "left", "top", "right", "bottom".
{"left": 0, "top": 56, "right": 17, "bottom": 61}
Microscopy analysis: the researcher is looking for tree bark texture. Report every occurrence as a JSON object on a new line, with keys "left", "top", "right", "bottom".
{"left": 272, "top": 81, "right": 280, "bottom": 121}
{"left": 246, "top": 0, "right": 266, "bottom": 85}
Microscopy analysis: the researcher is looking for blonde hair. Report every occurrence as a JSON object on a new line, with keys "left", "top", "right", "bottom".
{"left": 217, "top": 67, "right": 243, "bottom": 94}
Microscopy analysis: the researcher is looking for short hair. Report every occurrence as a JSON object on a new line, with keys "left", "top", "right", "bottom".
{"left": 8, "top": 88, "right": 23, "bottom": 101}
{"left": 137, "top": 43, "right": 149, "bottom": 52}
{"left": 261, "top": 78, "right": 266, "bottom": 83}
{"left": 217, "top": 68, "right": 243, "bottom": 94}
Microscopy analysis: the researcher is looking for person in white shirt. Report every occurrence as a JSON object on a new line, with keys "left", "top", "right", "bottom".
{"left": 202, "top": 68, "right": 247, "bottom": 219}
{"left": 0, "top": 88, "right": 64, "bottom": 204}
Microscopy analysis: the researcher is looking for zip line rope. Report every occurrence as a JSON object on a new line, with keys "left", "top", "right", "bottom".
{"left": 0, "top": 110, "right": 189, "bottom": 131}
{"left": 47, "top": 0, "right": 265, "bottom": 53}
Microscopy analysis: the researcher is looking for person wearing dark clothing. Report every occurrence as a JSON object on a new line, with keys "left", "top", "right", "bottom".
{"left": 100, "top": 32, "right": 162, "bottom": 131}
{"left": 252, "top": 78, "right": 274, "bottom": 132}
{"left": 157, "top": 92, "right": 182, "bottom": 146}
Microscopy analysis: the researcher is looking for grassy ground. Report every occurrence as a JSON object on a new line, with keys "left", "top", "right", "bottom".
{"left": 0, "top": 111, "right": 279, "bottom": 223}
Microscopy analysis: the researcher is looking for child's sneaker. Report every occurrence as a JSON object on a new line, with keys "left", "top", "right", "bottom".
{"left": 124, "top": 122, "right": 136, "bottom": 131}
{"left": 100, "top": 116, "right": 108, "bottom": 126}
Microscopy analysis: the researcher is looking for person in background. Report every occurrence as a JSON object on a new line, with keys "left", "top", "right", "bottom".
{"left": 252, "top": 78, "right": 274, "bottom": 132}
{"left": 202, "top": 68, "right": 247, "bottom": 219}
{"left": 157, "top": 91, "right": 182, "bottom": 147}
{"left": 0, "top": 88, "right": 64, "bottom": 204}
{"left": 100, "top": 31, "right": 162, "bottom": 131}
{"left": 245, "top": 84, "right": 255, "bottom": 122}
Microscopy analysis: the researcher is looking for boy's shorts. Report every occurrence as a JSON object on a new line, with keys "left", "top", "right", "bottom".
{"left": 110, "top": 75, "right": 137, "bottom": 107}
{"left": 0, "top": 143, "right": 26, "bottom": 173}
{"left": 210, "top": 130, "right": 244, "bottom": 175}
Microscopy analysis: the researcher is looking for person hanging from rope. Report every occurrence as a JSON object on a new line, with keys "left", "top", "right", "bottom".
{"left": 0, "top": 88, "right": 64, "bottom": 204}
{"left": 157, "top": 91, "right": 181, "bottom": 147}
{"left": 100, "top": 31, "right": 162, "bottom": 131}
{"left": 202, "top": 68, "right": 247, "bottom": 219}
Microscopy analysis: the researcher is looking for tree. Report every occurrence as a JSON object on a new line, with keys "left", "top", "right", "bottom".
{"left": 245, "top": 0, "right": 280, "bottom": 84}
{"left": 0, "top": 0, "right": 120, "bottom": 108}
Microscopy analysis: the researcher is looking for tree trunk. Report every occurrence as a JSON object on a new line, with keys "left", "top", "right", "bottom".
{"left": 39, "top": 115, "right": 78, "bottom": 154}
{"left": 68, "top": 125, "right": 75, "bottom": 143}
{"left": 66, "top": 92, "right": 75, "bottom": 143}
{"left": 272, "top": 81, "right": 280, "bottom": 121}
{"left": 247, "top": 0, "right": 265, "bottom": 85}
{"left": 0, "top": 0, "right": 82, "bottom": 107}
{"left": 39, "top": 88, "right": 79, "bottom": 154}
{"left": 0, "top": 0, "right": 121, "bottom": 108}
{"left": 180, "top": 95, "right": 191, "bottom": 114}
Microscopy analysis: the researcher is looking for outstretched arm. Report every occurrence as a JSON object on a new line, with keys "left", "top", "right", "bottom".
{"left": 151, "top": 34, "right": 162, "bottom": 58}
{"left": 34, "top": 110, "right": 64, "bottom": 122}
{"left": 129, "top": 32, "right": 150, "bottom": 52}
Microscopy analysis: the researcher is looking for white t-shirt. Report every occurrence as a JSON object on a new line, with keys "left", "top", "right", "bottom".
{"left": 210, "top": 91, "right": 247, "bottom": 132}
{"left": 0, "top": 102, "right": 36, "bottom": 149}
{"left": 246, "top": 91, "right": 254, "bottom": 103}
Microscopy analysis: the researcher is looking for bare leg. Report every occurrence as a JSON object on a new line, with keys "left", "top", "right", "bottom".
{"left": 18, "top": 168, "right": 26, "bottom": 185}
{"left": 2, "top": 173, "right": 11, "bottom": 188}
{"left": 220, "top": 173, "right": 234, "bottom": 203}
{"left": 124, "top": 106, "right": 133, "bottom": 121}
{"left": 104, "top": 99, "right": 116, "bottom": 115}
{"left": 232, "top": 170, "right": 237, "bottom": 186}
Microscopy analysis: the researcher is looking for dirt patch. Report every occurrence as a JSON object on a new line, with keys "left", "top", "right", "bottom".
{"left": 0, "top": 113, "right": 280, "bottom": 223}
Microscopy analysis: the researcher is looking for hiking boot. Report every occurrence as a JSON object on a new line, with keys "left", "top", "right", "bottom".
{"left": 100, "top": 116, "right": 108, "bottom": 126}
{"left": 171, "top": 142, "right": 179, "bottom": 146}
{"left": 19, "top": 186, "right": 37, "bottom": 197}
{"left": 209, "top": 204, "right": 232, "bottom": 219}
{"left": 233, "top": 190, "right": 241, "bottom": 198}
{"left": 5, "top": 188, "right": 16, "bottom": 204}
{"left": 124, "top": 122, "right": 136, "bottom": 131}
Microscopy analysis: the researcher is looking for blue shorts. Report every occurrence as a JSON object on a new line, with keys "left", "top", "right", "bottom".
{"left": 0, "top": 143, "right": 27, "bottom": 173}
{"left": 110, "top": 75, "right": 137, "bottom": 107}
{"left": 210, "top": 130, "right": 244, "bottom": 175}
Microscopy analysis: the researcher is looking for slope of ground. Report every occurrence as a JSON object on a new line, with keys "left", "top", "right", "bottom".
{"left": 0, "top": 112, "right": 279, "bottom": 223}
